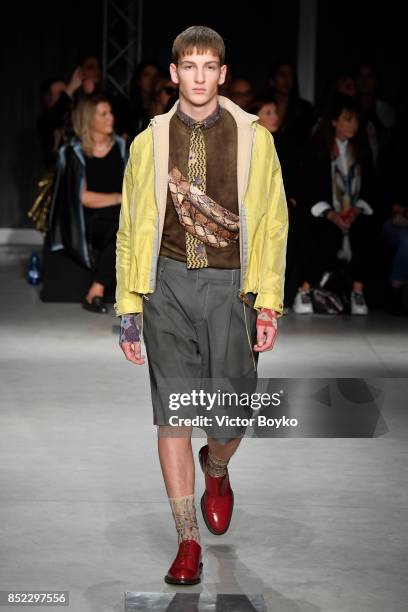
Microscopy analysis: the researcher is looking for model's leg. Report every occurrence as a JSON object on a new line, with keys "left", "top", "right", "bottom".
{"left": 142, "top": 258, "right": 204, "bottom": 584}
{"left": 198, "top": 434, "right": 243, "bottom": 535}
{"left": 157, "top": 425, "right": 201, "bottom": 545}
{"left": 195, "top": 268, "right": 259, "bottom": 535}
{"left": 160, "top": 424, "right": 203, "bottom": 584}
{"left": 158, "top": 425, "right": 194, "bottom": 497}
{"left": 206, "top": 436, "right": 242, "bottom": 474}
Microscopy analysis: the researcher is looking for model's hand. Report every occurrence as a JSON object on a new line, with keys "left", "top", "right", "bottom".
{"left": 120, "top": 341, "right": 145, "bottom": 365}
{"left": 119, "top": 314, "right": 145, "bottom": 365}
{"left": 253, "top": 308, "right": 278, "bottom": 352}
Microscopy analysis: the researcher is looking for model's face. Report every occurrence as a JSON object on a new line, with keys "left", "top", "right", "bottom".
{"left": 169, "top": 49, "right": 226, "bottom": 107}
{"left": 332, "top": 110, "right": 359, "bottom": 141}
{"left": 273, "top": 65, "right": 294, "bottom": 95}
{"left": 92, "top": 102, "right": 114, "bottom": 135}
{"left": 257, "top": 103, "right": 279, "bottom": 133}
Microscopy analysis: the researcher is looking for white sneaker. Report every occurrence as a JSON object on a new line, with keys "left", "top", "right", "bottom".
{"left": 351, "top": 291, "right": 368, "bottom": 315}
{"left": 293, "top": 289, "right": 314, "bottom": 314}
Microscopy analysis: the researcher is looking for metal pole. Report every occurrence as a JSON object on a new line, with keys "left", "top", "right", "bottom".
{"left": 102, "top": 0, "right": 108, "bottom": 85}
{"left": 136, "top": 0, "right": 143, "bottom": 65}
{"left": 297, "top": 0, "right": 317, "bottom": 104}
{"left": 102, "top": 0, "right": 142, "bottom": 98}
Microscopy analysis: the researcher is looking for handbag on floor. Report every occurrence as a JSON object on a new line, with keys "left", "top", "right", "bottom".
{"left": 311, "top": 268, "right": 351, "bottom": 314}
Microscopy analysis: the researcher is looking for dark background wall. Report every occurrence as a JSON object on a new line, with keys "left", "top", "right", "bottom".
{"left": 0, "top": 1, "right": 405, "bottom": 229}
{"left": 141, "top": 1, "right": 300, "bottom": 90}
{"left": 1, "top": 1, "right": 103, "bottom": 228}
{"left": 316, "top": 1, "right": 407, "bottom": 107}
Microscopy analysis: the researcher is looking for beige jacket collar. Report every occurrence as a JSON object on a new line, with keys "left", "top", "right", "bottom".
{"left": 153, "top": 94, "right": 259, "bottom": 127}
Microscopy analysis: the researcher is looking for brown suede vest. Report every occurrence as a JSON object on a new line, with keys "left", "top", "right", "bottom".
{"left": 159, "top": 108, "right": 240, "bottom": 268}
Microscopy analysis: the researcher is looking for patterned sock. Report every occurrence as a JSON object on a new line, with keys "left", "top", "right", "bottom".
{"left": 206, "top": 449, "right": 230, "bottom": 478}
{"left": 168, "top": 494, "right": 201, "bottom": 546}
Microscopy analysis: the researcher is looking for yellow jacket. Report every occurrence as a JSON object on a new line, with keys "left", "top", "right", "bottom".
{"left": 114, "top": 95, "right": 288, "bottom": 317}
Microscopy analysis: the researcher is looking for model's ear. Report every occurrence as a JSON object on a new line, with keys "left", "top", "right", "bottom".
{"left": 218, "top": 64, "right": 227, "bottom": 86}
{"left": 169, "top": 63, "right": 179, "bottom": 85}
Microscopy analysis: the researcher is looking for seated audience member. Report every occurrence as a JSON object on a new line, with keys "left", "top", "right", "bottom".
{"left": 48, "top": 94, "right": 127, "bottom": 313}
{"left": 294, "top": 93, "right": 376, "bottom": 316}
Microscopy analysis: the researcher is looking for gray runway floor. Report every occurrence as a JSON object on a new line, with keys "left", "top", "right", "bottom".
{"left": 1, "top": 246, "right": 407, "bottom": 611}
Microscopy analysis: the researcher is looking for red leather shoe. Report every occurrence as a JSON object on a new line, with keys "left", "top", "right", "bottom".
{"left": 164, "top": 539, "right": 203, "bottom": 585}
{"left": 199, "top": 444, "right": 234, "bottom": 535}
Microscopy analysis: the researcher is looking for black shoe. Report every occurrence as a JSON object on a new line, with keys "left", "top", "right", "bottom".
{"left": 82, "top": 296, "right": 108, "bottom": 313}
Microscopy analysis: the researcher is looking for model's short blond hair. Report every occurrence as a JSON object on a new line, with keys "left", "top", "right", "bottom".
{"left": 172, "top": 26, "right": 225, "bottom": 65}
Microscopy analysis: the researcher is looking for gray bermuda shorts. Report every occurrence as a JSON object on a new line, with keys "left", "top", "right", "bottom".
{"left": 142, "top": 256, "right": 259, "bottom": 440}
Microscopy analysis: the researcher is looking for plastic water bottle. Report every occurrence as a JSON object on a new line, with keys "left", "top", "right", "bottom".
{"left": 27, "top": 251, "right": 41, "bottom": 285}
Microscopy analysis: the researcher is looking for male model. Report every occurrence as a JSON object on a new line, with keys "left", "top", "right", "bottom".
{"left": 115, "top": 26, "right": 288, "bottom": 585}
